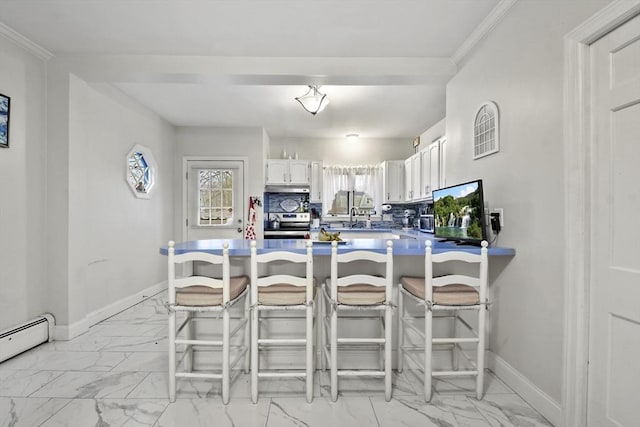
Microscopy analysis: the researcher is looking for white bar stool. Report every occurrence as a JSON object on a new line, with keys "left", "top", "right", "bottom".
{"left": 320, "top": 240, "right": 394, "bottom": 402}
{"left": 249, "top": 240, "right": 315, "bottom": 403}
{"left": 167, "top": 241, "right": 250, "bottom": 404}
{"left": 398, "top": 240, "right": 488, "bottom": 401}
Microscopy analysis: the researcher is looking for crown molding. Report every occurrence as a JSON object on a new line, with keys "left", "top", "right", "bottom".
{"left": 451, "top": 0, "right": 517, "bottom": 66}
{"left": 0, "top": 22, "right": 53, "bottom": 61}
{"left": 566, "top": 0, "right": 640, "bottom": 44}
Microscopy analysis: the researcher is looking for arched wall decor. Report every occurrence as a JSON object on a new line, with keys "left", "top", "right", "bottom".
{"left": 473, "top": 101, "right": 500, "bottom": 159}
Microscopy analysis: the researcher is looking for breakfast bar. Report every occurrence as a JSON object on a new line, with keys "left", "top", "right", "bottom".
{"left": 159, "top": 237, "right": 516, "bottom": 257}
{"left": 160, "top": 236, "right": 515, "bottom": 293}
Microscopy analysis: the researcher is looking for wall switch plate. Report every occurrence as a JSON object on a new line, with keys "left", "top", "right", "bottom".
{"left": 491, "top": 208, "right": 504, "bottom": 227}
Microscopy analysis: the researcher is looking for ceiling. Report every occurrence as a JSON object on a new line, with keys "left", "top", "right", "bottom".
{"left": 0, "top": 0, "right": 502, "bottom": 139}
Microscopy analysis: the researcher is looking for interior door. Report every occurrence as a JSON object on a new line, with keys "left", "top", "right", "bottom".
{"left": 588, "top": 15, "right": 640, "bottom": 426}
{"left": 186, "top": 159, "right": 245, "bottom": 241}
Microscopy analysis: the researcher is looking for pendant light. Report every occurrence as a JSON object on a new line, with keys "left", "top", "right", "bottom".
{"left": 295, "top": 85, "right": 329, "bottom": 115}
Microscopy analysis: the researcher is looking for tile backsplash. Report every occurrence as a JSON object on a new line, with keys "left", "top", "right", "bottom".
{"left": 264, "top": 192, "right": 310, "bottom": 213}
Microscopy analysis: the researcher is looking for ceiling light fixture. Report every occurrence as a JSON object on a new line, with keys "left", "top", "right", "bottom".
{"left": 295, "top": 85, "right": 329, "bottom": 115}
{"left": 346, "top": 133, "right": 359, "bottom": 143}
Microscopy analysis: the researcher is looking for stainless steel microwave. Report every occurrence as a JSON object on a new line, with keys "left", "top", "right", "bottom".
{"left": 419, "top": 214, "right": 434, "bottom": 233}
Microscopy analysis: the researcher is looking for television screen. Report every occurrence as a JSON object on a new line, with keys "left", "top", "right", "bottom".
{"left": 433, "top": 179, "right": 487, "bottom": 245}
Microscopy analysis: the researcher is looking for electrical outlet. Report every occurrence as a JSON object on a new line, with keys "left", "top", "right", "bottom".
{"left": 491, "top": 208, "right": 504, "bottom": 227}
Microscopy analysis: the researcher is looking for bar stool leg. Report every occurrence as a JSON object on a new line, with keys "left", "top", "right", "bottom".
{"left": 452, "top": 309, "right": 459, "bottom": 371}
{"left": 306, "top": 301, "right": 313, "bottom": 403}
{"left": 168, "top": 309, "right": 176, "bottom": 402}
{"left": 476, "top": 304, "right": 486, "bottom": 400}
{"left": 222, "top": 310, "right": 230, "bottom": 405}
{"left": 330, "top": 303, "right": 338, "bottom": 402}
{"left": 384, "top": 303, "right": 392, "bottom": 402}
{"left": 251, "top": 304, "right": 259, "bottom": 403}
{"left": 397, "top": 289, "right": 404, "bottom": 373}
{"left": 425, "top": 306, "right": 433, "bottom": 402}
{"left": 244, "top": 293, "right": 251, "bottom": 373}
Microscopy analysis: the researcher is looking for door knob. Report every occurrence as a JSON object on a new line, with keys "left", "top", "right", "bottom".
{"left": 237, "top": 227, "right": 242, "bottom": 233}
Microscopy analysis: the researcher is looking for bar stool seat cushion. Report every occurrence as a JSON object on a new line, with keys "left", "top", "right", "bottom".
{"left": 258, "top": 279, "right": 317, "bottom": 305}
{"left": 337, "top": 283, "right": 386, "bottom": 305}
{"left": 176, "top": 275, "right": 249, "bottom": 306}
{"left": 400, "top": 277, "right": 479, "bottom": 306}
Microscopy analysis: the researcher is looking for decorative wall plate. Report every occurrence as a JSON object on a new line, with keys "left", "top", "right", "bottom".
{"left": 280, "top": 199, "right": 300, "bottom": 212}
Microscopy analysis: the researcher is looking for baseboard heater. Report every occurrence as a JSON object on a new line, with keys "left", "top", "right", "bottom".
{"left": 0, "top": 313, "right": 55, "bottom": 363}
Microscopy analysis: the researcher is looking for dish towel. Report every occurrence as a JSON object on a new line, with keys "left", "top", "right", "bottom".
{"left": 244, "top": 197, "right": 257, "bottom": 240}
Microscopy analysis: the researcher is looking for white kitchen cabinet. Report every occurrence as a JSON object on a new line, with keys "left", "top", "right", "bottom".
{"left": 404, "top": 157, "right": 413, "bottom": 201}
{"left": 310, "top": 160, "right": 323, "bottom": 202}
{"left": 420, "top": 148, "right": 432, "bottom": 199}
{"left": 265, "top": 159, "right": 310, "bottom": 185}
{"left": 381, "top": 160, "right": 404, "bottom": 203}
{"left": 415, "top": 138, "right": 445, "bottom": 200}
{"left": 404, "top": 153, "right": 421, "bottom": 201}
{"left": 429, "top": 140, "right": 441, "bottom": 191}
{"left": 411, "top": 153, "right": 421, "bottom": 200}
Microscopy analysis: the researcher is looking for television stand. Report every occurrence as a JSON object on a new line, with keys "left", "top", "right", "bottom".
{"left": 455, "top": 240, "right": 482, "bottom": 247}
{"left": 436, "top": 238, "right": 458, "bottom": 243}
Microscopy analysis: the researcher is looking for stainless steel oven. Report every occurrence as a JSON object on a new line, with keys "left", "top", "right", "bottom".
{"left": 264, "top": 212, "right": 310, "bottom": 239}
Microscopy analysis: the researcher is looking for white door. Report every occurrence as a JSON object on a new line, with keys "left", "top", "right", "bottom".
{"left": 588, "top": 15, "right": 640, "bottom": 427}
{"left": 186, "top": 159, "right": 245, "bottom": 241}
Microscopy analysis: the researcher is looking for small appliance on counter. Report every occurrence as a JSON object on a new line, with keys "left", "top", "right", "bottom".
{"left": 402, "top": 209, "right": 416, "bottom": 230}
{"left": 419, "top": 214, "right": 435, "bottom": 233}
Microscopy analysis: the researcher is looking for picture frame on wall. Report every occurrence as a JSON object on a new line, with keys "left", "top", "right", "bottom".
{"left": 0, "top": 93, "right": 10, "bottom": 148}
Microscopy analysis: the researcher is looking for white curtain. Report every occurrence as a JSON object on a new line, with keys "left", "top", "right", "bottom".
{"left": 353, "top": 165, "right": 381, "bottom": 213}
{"left": 322, "top": 165, "right": 382, "bottom": 215}
{"left": 323, "top": 166, "right": 351, "bottom": 215}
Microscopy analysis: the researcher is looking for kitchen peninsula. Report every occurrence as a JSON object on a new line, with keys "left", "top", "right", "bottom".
{"left": 160, "top": 237, "right": 514, "bottom": 257}
{"left": 160, "top": 237, "right": 514, "bottom": 284}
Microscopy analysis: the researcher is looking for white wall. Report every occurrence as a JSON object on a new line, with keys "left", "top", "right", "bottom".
{"left": 444, "top": 0, "right": 610, "bottom": 405}
{"left": 270, "top": 137, "right": 414, "bottom": 164}
{"left": 64, "top": 78, "right": 174, "bottom": 327}
{"left": 42, "top": 60, "right": 175, "bottom": 333}
{"left": 0, "top": 36, "right": 48, "bottom": 331}
{"left": 418, "top": 118, "right": 445, "bottom": 150}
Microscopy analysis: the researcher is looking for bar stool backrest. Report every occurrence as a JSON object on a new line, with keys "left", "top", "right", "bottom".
{"left": 425, "top": 240, "right": 488, "bottom": 305}
{"left": 330, "top": 240, "right": 394, "bottom": 304}
{"left": 249, "top": 240, "right": 314, "bottom": 304}
{"left": 168, "top": 241, "right": 231, "bottom": 306}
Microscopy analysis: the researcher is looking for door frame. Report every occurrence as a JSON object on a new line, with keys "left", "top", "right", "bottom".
{"left": 562, "top": 1, "right": 640, "bottom": 426}
{"left": 181, "top": 156, "right": 249, "bottom": 242}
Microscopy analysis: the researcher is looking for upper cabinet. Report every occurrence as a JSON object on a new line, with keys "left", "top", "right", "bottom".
{"left": 381, "top": 160, "right": 404, "bottom": 203}
{"left": 404, "top": 137, "right": 447, "bottom": 202}
{"left": 420, "top": 141, "right": 441, "bottom": 199}
{"left": 404, "top": 153, "right": 422, "bottom": 201}
{"left": 310, "top": 160, "right": 323, "bottom": 202}
{"left": 265, "top": 159, "right": 310, "bottom": 185}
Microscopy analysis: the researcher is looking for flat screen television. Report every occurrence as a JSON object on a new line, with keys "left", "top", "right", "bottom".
{"left": 432, "top": 179, "right": 487, "bottom": 246}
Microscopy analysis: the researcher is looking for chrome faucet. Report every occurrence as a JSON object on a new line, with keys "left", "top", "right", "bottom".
{"left": 350, "top": 207, "right": 360, "bottom": 227}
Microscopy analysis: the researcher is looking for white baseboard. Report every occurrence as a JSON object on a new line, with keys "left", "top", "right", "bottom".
{"left": 54, "top": 281, "right": 167, "bottom": 341}
{"left": 488, "top": 351, "right": 561, "bottom": 426}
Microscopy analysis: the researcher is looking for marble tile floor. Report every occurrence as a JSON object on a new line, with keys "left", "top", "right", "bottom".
{"left": 0, "top": 292, "right": 553, "bottom": 427}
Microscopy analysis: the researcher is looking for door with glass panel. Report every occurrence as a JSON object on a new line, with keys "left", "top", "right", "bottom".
{"left": 186, "top": 160, "right": 245, "bottom": 241}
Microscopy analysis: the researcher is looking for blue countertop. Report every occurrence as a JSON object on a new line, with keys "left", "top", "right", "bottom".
{"left": 160, "top": 237, "right": 515, "bottom": 257}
